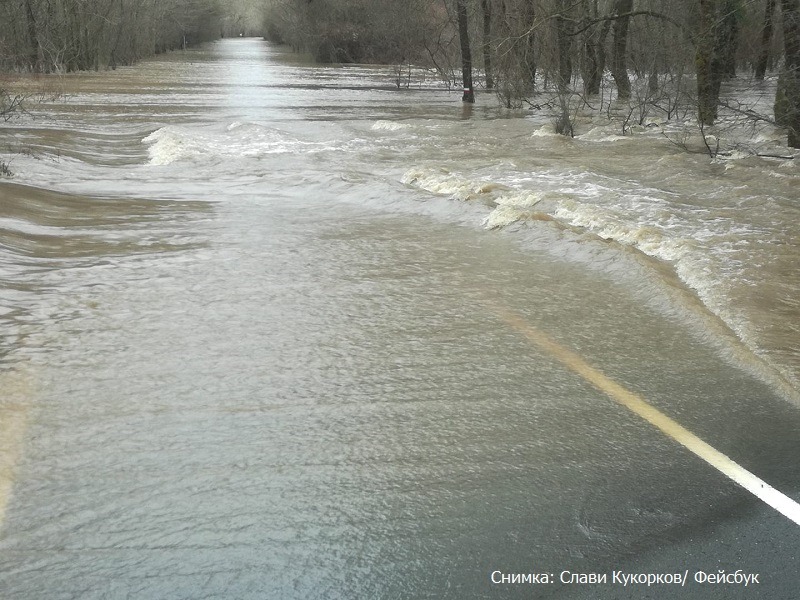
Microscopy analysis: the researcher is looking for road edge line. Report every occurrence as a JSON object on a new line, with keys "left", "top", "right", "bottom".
{"left": 490, "top": 302, "right": 800, "bottom": 527}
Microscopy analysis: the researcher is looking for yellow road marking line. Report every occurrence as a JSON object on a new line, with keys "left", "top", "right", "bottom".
{"left": 490, "top": 302, "right": 800, "bottom": 527}
{"left": 0, "top": 370, "right": 33, "bottom": 529}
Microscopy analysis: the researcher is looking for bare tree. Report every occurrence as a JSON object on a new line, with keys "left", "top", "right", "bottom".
{"left": 755, "top": 0, "right": 777, "bottom": 80}
{"left": 456, "top": 0, "right": 475, "bottom": 102}
{"left": 0, "top": 0, "right": 224, "bottom": 73}
{"left": 610, "top": 0, "right": 633, "bottom": 99}
{"left": 777, "top": 0, "right": 800, "bottom": 146}
{"left": 581, "top": 0, "right": 611, "bottom": 96}
{"left": 482, "top": 0, "right": 493, "bottom": 89}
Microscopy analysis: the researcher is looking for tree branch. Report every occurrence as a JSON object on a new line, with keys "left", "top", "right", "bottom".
{"left": 569, "top": 11, "right": 687, "bottom": 38}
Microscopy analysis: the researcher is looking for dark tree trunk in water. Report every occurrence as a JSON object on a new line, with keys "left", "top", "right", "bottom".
{"left": 720, "top": 0, "right": 740, "bottom": 78}
{"left": 456, "top": 0, "right": 474, "bottom": 102}
{"left": 696, "top": 0, "right": 723, "bottom": 125}
{"left": 582, "top": 0, "right": 610, "bottom": 95}
{"left": 648, "top": 69, "right": 659, "bottom": 94}
{"left": 755, "top": 0, "right": 776, "bottom": 80}
{"left": 610, "top": 0, "right": 632, "bottom": 99}
{"left": 482, "top": 0, "right": 493, "bottom": 89}
{"left": 778, "top": 0, "right": 800, "bottom": 147}
{"left": 584, "top": 37, "right": 600, "bottom": 95}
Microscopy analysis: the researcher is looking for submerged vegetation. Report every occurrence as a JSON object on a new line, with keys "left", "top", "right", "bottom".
{"left": 263, "top": 0, "right": 800, "bottom": 150}
{"left": 0, "top": 0, "right": 799, "bottom": 151}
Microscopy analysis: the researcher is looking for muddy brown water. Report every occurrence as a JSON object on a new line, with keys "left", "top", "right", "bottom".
{"left": 1, "top": 38, "right": 798, "bottom": 599}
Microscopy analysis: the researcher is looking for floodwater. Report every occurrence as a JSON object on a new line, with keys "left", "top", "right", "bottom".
{"left": 1, "top": 38, "right": 799, "bottom": 599}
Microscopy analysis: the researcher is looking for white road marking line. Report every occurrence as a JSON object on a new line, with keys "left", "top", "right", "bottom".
{"left": 491, "top": 302, "right": 800, "bottom": 527}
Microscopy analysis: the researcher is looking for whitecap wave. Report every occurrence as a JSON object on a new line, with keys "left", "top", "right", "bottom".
{"left": 142, "top": 124, "right": 349, "bottom": 165}
{"left": 532, "top": 124, "right": 559, "bottom": 137}
{"left": 483, "top": 205, "right": 533, "bottom": 229}
{"left": 549, "top": 197, "right": 775, "bottom": 391}
{"left": 578, "top": 126, "right": 630, "bottom": 143}
{"left": 483, "top": 192, "right": 547, "bottom": 229}
{"left": 143, "top": 127, "right": 189, "bottom": 166}
{"left": 401, "top": 167, "right": 509, "bottom": 201}
{"left": 399, "top": 164, "right": 798, "bottom": 400}
{"left": 553, "top": 199, "right": 695, "bottom": 262}
{"left": 371, "top": 120, "right": 411, "bottom": 131}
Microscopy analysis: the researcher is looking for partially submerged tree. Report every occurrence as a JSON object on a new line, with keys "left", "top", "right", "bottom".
{"left": 755, "top": 0, "right": 777, "bottom": 81}
{"left": 777, "top": 0, "right": 800, "bottom": 147}
{"left": 610, "top": 0, "right": 633, "bottom": 99}
{"left": 482, "top": 0, "right": 494, "bottom": 89}
{"left": 257, "top": 0, "right": 800, "bottom": 149}
{"left": 456, "top": 0, "right": 475, "bottom": 102}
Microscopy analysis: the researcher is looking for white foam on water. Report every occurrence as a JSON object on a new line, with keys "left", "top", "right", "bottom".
{"left": 142, "top": 123, "right": 352, "bottom": 166}
{"left": 482, "top": 192, "right": 549, "bottom": 229}
{"left": 712, "top": 149, "right": 752, "bottom": 164}
{"left": 578, "top": 126, "right": 630, "bottom": 143}
{"left": 401, "top": 167, "right": 509, "bottom": 201}
{"left": 532, "top": 124, "right": 561, "bottom": 138}
{"left": 143, "top": 127, "right": 188, "bottom": 166}
{"left": 371, "top": 120, "right": 411, "bottom": 131}
{"left": 401, "top": 159, "right": 799, "bottom": 401}
{"left": 554, "top": 199, "right": 696, "bottom": 262}
{"left": 548, "top": 194, "right": 800, "bottom": 399}
{"left": 482, "top": 205, "right": 530, "bottom": 229}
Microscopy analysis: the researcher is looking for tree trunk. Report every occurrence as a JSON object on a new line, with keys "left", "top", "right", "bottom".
{"left": 456, "top": 0, "right": 474, "bottom": 102}
{"left": 584, "top": 37, "right": 600, "bottom": 95}
{"left": 555, "top": 2, "right": 572, "bottom": 90}
{"left": 648, "top": 69, "right": 659, "bottom": 95}
{"left": 482, "top": 0, "right": 493, "bottom": 89}
{"left": 523, "top": 0, "right": 537, "bottom": 88}
{"left": 582, "top": 0, "right": 608, "bottom": 95}
{"left": 696, "top": 0, "right": 723, "bottom": 125}
{"left": 720, "top": 0, "right": 740, "bottom": 78}
{"left": 597, "top": 19, "right": 612, "bottom": 89}
{"left": 778, "top": 0, "right": 800, "bottom": 147}
{"left": 24, "top": 0, "right": 41, "bottom": 72}
{"left": 610, "top": 0, "right": 633, "bottom": 99}
{"left": 755, "top": 0, "right": 777, "bottom": 80}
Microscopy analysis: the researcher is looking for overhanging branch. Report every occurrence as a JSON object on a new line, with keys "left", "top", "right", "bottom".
{"left": 569, "top": 11, "right": 687, "bottom": 39}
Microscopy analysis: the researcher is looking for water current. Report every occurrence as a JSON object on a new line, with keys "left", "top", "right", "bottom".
{"left": 1, "top": 38, "right": 799, "bottom": 598}
{"left": 2, "top": 38, "right": 798, "bottom": 398}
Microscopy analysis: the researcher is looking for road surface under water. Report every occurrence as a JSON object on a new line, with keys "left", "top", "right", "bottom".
{"left": 1, "top": 38, "right": 799, "bottom": 599}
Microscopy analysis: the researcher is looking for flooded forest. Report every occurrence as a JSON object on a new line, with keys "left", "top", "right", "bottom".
{"left": 4, "top": 1, "right": 800, "bottom": 148}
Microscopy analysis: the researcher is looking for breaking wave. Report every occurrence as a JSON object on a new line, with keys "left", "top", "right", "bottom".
{"left": 401, "top": 165, "right": 800, "bottom": 402}
{"left": 371, "top": 120, "right": 412, "bottom": 131}
{"left": 401, "top": 167, "right": 511, "bottom": 201}
{"left": 143, "top": 122, "right": 356, "bottom": 165}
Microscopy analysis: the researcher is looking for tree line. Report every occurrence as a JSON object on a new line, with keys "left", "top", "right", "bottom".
{"left": 263, "top": 0, "right": 800, "bottom": 148}
{"left": 0, "top": 0, "right": 225, "bottom": 73}
{"left": 1, "top": 1, "right": 798, "bottom": 149}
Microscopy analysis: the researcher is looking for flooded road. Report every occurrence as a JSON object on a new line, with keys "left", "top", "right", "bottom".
{"left": 1, "top": 39, "right": 799, "bottom": 598}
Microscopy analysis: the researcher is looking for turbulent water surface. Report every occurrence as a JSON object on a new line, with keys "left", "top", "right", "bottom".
{"left": 1, "top": 38, "right": 799, "bottom": 598}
